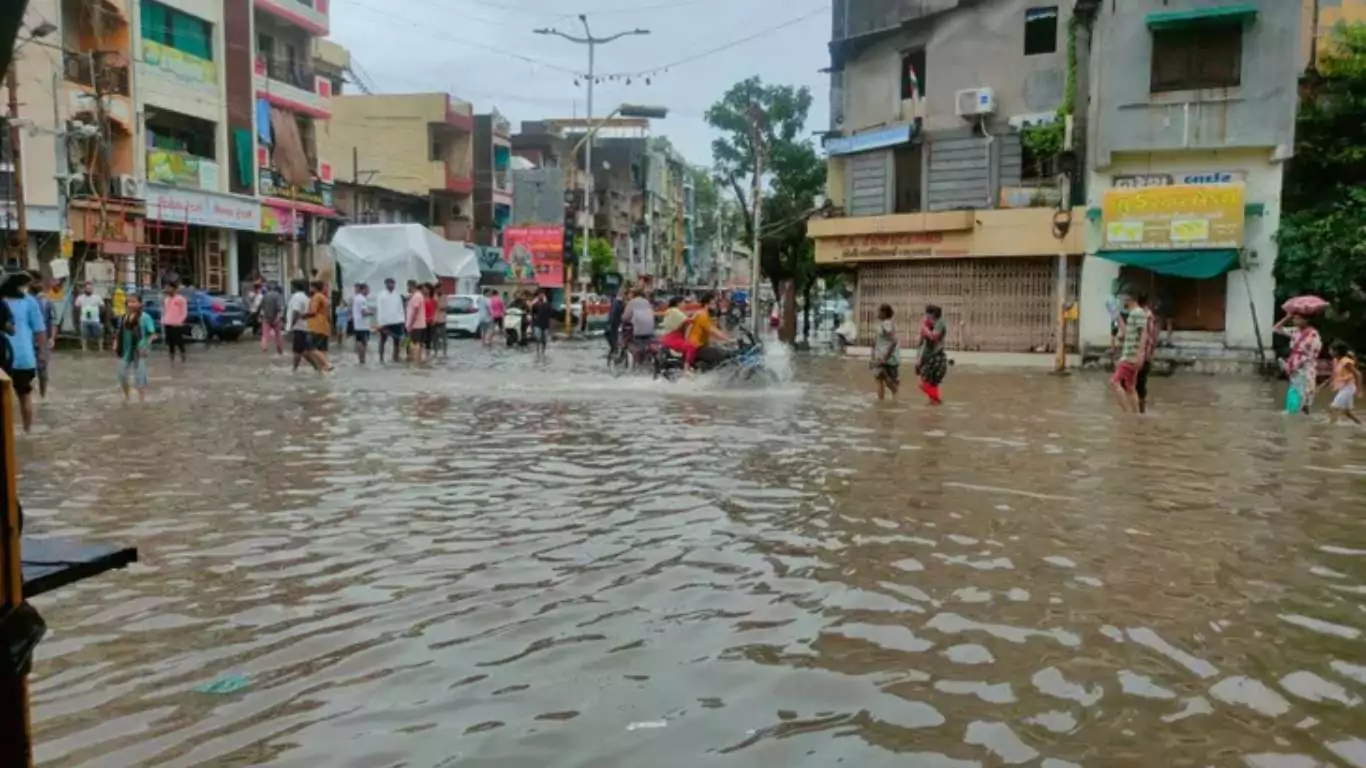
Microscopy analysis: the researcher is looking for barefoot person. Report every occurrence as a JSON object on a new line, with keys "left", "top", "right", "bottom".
{"left": 916, "top": 305, "right": 948, "bottom": 405}
{"left": 162, "top": 282, "right": 189, "bottom": 364}
{"left": 1109, "top": 290, "right": 1148, "bottom": 414}
{"left": 306, "top": 280, "right": 333, "bottom": 372}
{"left": 351, "top": 282, "right": 371, "bottom": 365}
{"left": 871, "top": 303, "right": 900, "bottom": 401}
{"left": 1328, "top": 341, "right": 1362, "bottom": 426}
{"left": 259, "top": 282, "right": 285, "bottom": 355}
{"left": 286, "top": 279, "right": 319, "bottom": 373}
{"left": 3, "top": 272, "right": 45, "bottom": 431}
{"left": 405, "top": 280, "right": 427, "bottom": 363}
{"left": 114, "top": 293, "right": 157, "bottom": 402}
{"left": 375, "top": 277, "right": 405, "bottom": 364}
{"left": 1275, "top": 312, "right": 1322, "bottom": 415}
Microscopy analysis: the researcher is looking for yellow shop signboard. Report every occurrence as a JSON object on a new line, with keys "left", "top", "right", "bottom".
{"left": 1101, "top": 184, "right": 1245, "bottom": 250}
{"left": 143, "top": 39, "right": 216, "bottom": 87}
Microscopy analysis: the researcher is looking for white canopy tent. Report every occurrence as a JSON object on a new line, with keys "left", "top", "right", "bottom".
{"left": 331, "top": 224, "right": 480, "bottom": 295}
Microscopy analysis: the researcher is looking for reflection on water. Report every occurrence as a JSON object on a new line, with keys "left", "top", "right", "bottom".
{"left": 19, "top": 343, "right": 1366, "bottom": 767}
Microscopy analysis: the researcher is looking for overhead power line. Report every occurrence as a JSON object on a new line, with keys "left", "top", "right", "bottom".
{"left": 339, "top": 0, "right": 584, "bottom": 74}
{"left": 595, "top": 4, "right": 828, "bottom": 79}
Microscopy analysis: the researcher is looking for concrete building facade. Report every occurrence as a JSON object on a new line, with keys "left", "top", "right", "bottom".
{"left": 812, "top": 0, "right": 1087, "bottom": 352}
{"left": 1079, "top": 0, "right": 1306, "bottom": 365}
{"left": 320, "top": 92, "right": 475, "bottom": 243}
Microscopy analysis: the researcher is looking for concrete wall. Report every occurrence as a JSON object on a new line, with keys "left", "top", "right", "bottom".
{"left": 840, "top": 0, "right": 1072, "bottom": 136}
{"left": 320, "top": 94, "right": 445, "bottom": 198}
{"left": 1080, "top": 149, "right": 1282, "bottom": 352}
{"left": 511, "top": 167, "right": 565, "bottom": 225}
{"left": 13, "top": 0, "right": 63, "bottom": 212}
{"left": 1088, "top": 0, "right": 1302, "bottom": 168}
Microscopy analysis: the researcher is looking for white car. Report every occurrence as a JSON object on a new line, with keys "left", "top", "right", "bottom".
{"left": 445, "top": 295, "right": 482, "bottom": 337}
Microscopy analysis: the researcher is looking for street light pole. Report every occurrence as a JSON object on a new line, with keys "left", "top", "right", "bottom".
{"left": 536, "top": 16, "right": 649, "bottom": 333}
{"left": 6, "top": 65, "right": 28, "bottom": 264}
{"left": 746, "top": 105, "right": 766, "bottom": 338}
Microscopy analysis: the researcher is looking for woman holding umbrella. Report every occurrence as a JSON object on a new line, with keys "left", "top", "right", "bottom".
{"left": 1274, "top": 296, "right": 1328, "bottom": 414}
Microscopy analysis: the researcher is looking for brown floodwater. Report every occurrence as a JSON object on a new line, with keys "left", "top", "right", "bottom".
{"left": 16, "top": 341, "right": 1366, "bottom": 767}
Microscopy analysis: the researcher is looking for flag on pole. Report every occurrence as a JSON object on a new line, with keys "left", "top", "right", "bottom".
{"left": 906, "top": 59, "right": 920, "bottom": 100}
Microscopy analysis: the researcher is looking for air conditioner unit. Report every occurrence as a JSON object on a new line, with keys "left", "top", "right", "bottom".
{"left": 117, "top": 174, "right": 144, "bottom": 199}
{"left": 955, "top": 87, "right": 997, "bottom": 118}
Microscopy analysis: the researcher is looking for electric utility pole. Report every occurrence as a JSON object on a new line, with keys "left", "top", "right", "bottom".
{"left": 6, "top": 65, "right": 27, "bottom": 263}
{"left": 535, "top": 15, "right": 648, "bottom": 332}
{"left": 746, "top": 104, "right": 766, "bottom": 338}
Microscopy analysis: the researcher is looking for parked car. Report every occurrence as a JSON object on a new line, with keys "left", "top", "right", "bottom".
{"left": 139, "top": 289, "right": 250, "bottom": 342}
{"left": 445, "top": 294, "right": 482, "bottom": 337}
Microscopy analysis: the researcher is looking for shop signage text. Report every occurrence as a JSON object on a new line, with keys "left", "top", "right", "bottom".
{"left": 1102, "top": 184, "right": 1245, "bottom": 251}
{"left": 142, "top": 40, "right": 217, "bottom": 88}
{"left": 1113, "top": 171, "right": 1245, "bottom": 189}
{"left": 818, "top": 232, "right": 973, "bottom": 263}
{"left": 260, "top": 205, "right": 305, "bottom": 236}
{"left": 147, "top": 186, "right": 260, "bottom": 231}
{"left": 823, "top": 124, "right": 915, "bottom": 157}
{"left": 503, "top": 226, "right": 563, "bottom": 288}
{"left": 147, "top": 149, "right": 220, "bottom": 191}
{"left": 259, "top": 169, "right": 334, "bottom": 208}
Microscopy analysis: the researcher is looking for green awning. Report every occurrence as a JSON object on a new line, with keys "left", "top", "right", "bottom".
{"left": 1147, "top": 4, "right": 1257, "bottom": 30}
{"left": 1097, "top": 249, "right": 1239, "bottom": 279}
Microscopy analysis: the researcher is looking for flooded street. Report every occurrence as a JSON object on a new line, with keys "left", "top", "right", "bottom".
{"left": 18, "top": 341, "right": 1366, "bottom": 767}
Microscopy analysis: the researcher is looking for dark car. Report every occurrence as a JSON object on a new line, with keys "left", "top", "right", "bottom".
{"left": 140, "top": 290, "right": 250, "bottom": 342}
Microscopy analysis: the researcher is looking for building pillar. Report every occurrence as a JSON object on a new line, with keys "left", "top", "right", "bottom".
{"left": 1078, "top": 254, "right": 1120, "bottom": 351}
{"left": 226, "top": 229, "right": 240, "bottom": 294}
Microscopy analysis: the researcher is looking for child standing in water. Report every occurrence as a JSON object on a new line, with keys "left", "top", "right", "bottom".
{"left": 871, "top": 304, "right": 900, "bottom": 400}
{"left": 1329, "top": 341, "right": 1362, "bottom": 425}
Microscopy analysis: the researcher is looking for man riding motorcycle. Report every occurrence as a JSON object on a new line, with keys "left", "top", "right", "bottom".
{"left": 688, "top": 291, "right": 731, "bottom": 367}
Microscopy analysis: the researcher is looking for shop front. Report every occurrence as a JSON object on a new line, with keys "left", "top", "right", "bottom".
{"left": 239, "top": 203, "right": 307, "bottom": 289}
{"left": 809, "top": 208, "right": 1086, "bottom": 352}
{"left": 1079, "top": 161, "right": 1274, "bottom": 359}
{"left": 144, "top": 185, "right": 259, "bottom": 293}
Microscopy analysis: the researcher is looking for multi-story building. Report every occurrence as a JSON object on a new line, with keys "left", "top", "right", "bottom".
{"left": 1078, "top": 0, "right": 1303, "bottom": 366}
{"left": 135, "top": 0, "right": 261, "bottom": 293}
{"left": 472, "top": 110, "right": 513, "bottom": 247}
{"left": 250, "top": 0, "right": 335, "bottom": 279}
{"left": 809, "top": 0, "right": 1087, "bottom": 352}
{"left": 319, "top": 92, "right": 475, "bottom": 242}
{"left": 5, "top": 1, "right": 67, "bottom": 267}
{"left": 589, "top": 137, "right": 646, "bottom": 275}
{"left": 60, "top": 0, "right": 145, "bottom": 275}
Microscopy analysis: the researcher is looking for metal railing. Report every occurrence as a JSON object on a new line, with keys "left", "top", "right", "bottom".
{"left": 63, "top": 52, "right": 131, "bottom": 96}
{"left": 259, "top": 57, "right": 316, "bottom": 91}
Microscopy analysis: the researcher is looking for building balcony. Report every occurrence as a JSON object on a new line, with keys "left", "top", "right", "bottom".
{"left": 257, "top": 148, "right": 335, "bottom": 212}
{"left": 62, "top": 53, "right": 134, "bottom": 134}
{"left": 431, "top": 161, "right": 474, "bottom": 195}
{"left": 254, "top": 0, "right": 330, "bottom": 36}
{"left": 147, "top": 148, "right": 222, "bottom": 192}
{"left": 445, "top": 98, "right": 474, "bottom": 133}
{"left": 254, "top": 57, "right": 332, "bottom": 119}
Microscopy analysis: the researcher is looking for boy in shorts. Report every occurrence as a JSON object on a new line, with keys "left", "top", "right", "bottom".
{"left": 1110, "top": 290, "right": 1148, "bottom": 414}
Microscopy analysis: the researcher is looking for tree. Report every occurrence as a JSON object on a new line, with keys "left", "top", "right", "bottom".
{"left": 1277, "top": 23, "right": 1366, "bottom": 347}
{"left": 573, "top": 235, "right": 616, "bottom": 290}
{"left": 706, "top": 78, "right": 824, "bottom": 342}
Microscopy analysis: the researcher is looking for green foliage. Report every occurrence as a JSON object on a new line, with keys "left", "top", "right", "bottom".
{"left": 707, "top": 77, "right": 825, "bottom": 341}
{"left": 1020, "top": 17, "right": 1079, "bottom": 173}
{"left": 572, "top": 235, "right": 616, "bottom": 284}
{"left": 1277, "top": 23, "right": 1366, "bottom": 346}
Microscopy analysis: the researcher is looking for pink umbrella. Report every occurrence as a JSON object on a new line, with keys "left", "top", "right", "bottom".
{"left": 1282, "top": 295, "right": 1330, "bottom": 316}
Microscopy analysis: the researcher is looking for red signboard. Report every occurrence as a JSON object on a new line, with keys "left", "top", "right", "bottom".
{"left": 504, "top": 226, "right": 564, "bottom": 288}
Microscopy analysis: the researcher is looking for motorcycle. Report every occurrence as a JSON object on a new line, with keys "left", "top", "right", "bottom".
{"left": 653, "top": 327, "right": 778, "bottom": 384}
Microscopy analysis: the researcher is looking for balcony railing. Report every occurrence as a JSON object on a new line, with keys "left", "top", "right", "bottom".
{"left": 259, "top": 58, "right": 315, "bottom": 91}
{"left": 254, "top": 57, "right": 332, "bottom": 117}
{"left": 254, "top": 0, "right": 330, "bottom": 36}
{"left": 147, "top": 148, "right": 221, "bottom": 191}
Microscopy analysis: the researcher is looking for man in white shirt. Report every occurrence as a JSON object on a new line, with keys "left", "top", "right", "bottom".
{"left": 285, "top": 278, "right": 315, "bottom": 372}
{"left": 350, "top": 282, "right": 372, "bottom": 365}
{"left": 74, "top": 281, "right": 104, "bottom": 352}
{"left": 374, "top": 277, "right": 406, "bottom": 364}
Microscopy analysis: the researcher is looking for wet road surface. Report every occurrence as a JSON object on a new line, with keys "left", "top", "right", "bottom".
{"left": 17, "top": 340, "right": 1366, "bottom": 767}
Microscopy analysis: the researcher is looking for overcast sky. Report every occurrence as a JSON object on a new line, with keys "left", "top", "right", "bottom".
{"left": 329, "top": 0, "right": 830, "bottom": 168}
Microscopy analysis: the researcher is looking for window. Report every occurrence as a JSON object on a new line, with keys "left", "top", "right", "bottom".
{"left": 1024, "top": 7, "right": 1059, "bottom": 56}
{"left": 1150, "top": 24, "right": 1242, "bottom": 92}
{"left": 893, "top": 144, "right": 922, "bottom": 214}
{"left": 141, "top": 0, "right": 213, "bottom": 60}
{"left": 900, "top": 49, "right": 926, "bottom": 100}
{"left": 146, "top": 110, "right": 217, "bottom": 159}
